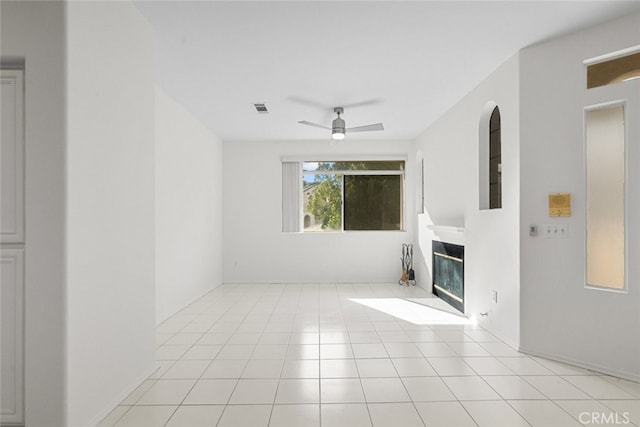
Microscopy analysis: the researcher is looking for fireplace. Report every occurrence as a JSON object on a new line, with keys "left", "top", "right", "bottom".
{"left": 432, "top": 241, "right": 465, "bottom": 313}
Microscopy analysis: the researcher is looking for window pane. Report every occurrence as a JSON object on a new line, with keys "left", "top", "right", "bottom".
{"left": 587, "top": 51, "right": 640, "bottom": 89}
{"left": 344, "top": 175, "right": 402, "bottom": 230}
{"left": 303, "top": 174, "right": 342, "bottom": 232}
{"left": 585, "top": 105, "right": 625, "bottom": 289}
{"left": 303, "top": 161, "right": 328, "bottom": 172}
{"left": 489, "top": 106, "right": 502, "bottom": 209}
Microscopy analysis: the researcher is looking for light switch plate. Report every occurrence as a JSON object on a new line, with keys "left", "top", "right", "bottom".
{"left": 543, "top": 223, "right": 568, "bottom": 238}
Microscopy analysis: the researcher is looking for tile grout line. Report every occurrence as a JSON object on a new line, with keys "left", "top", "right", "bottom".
{"left": 107, "top": 284, "right": 640, "bottom": 427}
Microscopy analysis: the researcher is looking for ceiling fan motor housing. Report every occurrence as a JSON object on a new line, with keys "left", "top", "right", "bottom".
{"left": 332, "top": 116, "right": 346, "bottom": 134}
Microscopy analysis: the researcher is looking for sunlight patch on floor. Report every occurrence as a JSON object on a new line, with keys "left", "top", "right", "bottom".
{"left": 349, "top": 297, "right": 474, "bottom": 326}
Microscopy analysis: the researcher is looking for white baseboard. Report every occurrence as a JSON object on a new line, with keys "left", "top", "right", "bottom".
{"left": 518, "top": 346, "right": 640, "bottom": 383}
{"left": 475, "top": 318, "right": 521, "bottom": 350}
{"left": 221, "top": 280, "right": 403, "bottom": 285}
{"left": 156, "top": 282, "right": 223, "bottom": 325}
{"left": 86, "top": 364, "right": 156, "bottom": 427}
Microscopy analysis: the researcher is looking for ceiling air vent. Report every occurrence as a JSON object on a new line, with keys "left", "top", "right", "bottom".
{"left": 253, "top": 103, "right": 269, "bottom": 114}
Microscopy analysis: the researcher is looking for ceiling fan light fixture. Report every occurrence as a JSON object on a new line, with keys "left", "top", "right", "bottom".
{"left": 332, "top": 115, "right": 346, "bottom": 140}
{"left": 332, "top": 130, "right": 345, "bottom": 140}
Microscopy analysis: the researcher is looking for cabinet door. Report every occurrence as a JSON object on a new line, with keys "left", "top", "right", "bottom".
{"left": 1, "top": 249, "right": 24, "bottom": 425}
{"left": 1, "top": 70, "right": 25, "bottom": 244}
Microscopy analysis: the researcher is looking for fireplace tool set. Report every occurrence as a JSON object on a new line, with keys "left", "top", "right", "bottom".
{"left": 399, "top": 243, "right": 416, "bottom": 286}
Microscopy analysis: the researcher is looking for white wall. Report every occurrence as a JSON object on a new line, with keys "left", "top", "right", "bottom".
{"left": 1, "top": 2, "right": 67, "bottom": 425}
{"left": 414, "top": 54, "right": 521, "bottom": 347}
{"left": 66, "top": 2, "right": 156, "bottom": 426}
{"left": 519, "top": 12, "right": 640, "bottom": 381}
{"left": 155, "top": 87, "right": 224, "bottom": 324}
{"left": 223, "top": 140, "right": 415, "bottom": 284}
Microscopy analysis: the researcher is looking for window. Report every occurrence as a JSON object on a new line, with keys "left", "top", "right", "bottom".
{"left": 489, "top": 107, "right": 502, "bottom": 209}
{"left": 301, "top": 161, "right": 404, "bottom": 232}
{"left": 586, "top": 50, "right": 640, "bottom": 89}
{"left": 479, "top": 103, "right": 502, "bottom": 210}
{"left": 585, "top": 104, "right": 626, "bottom": 290}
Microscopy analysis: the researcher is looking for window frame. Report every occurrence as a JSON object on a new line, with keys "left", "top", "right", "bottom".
{"left": 585, "top": 46, "right": 640, "bottom": 89}
{"left": 479, "top": 102, "right": 502, "bottom": 211}
{"left": 488, "top": 106, "right": 502, "bottom": 209}
{"left": 583, "top": 100, "right": 628, "bottom": 293}
{"left": 300, "top": 159, "right": 407, "bottom": 233}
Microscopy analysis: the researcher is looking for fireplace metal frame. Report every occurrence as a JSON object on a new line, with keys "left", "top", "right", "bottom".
{"left": 432, "top": 241, "right": 465, "bottom": 313}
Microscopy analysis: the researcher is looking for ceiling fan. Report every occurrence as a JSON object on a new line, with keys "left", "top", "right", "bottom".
{"left": 298, "top": 107, "right": 384, "bottom": 140}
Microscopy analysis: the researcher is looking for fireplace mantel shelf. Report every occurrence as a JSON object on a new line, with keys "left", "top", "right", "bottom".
{"left": 427, "top": 225, "right": 465, "bottom": 233}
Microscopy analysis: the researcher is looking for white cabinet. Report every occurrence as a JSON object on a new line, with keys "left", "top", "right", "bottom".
{"left": 1, "top": 70, "right": 25, "bottom": 426}
{"left": 0, "top": 250, "right": 24, "bottom": 425}
{"left": 1, "top": 71, "right": 24, "bottom": 244}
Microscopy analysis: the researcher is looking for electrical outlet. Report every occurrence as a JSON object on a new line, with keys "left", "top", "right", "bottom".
{"left": 491, "top": 290, "right": 498, "bottom": 304}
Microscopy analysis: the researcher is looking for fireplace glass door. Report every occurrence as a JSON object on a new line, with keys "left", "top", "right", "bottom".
{"left": 432, "top": 241, "right": 465, "bottom": 312}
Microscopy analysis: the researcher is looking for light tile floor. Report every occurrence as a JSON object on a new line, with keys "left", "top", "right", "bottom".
{"left": 99, "top": 283, "right": 640, "bottom": 427}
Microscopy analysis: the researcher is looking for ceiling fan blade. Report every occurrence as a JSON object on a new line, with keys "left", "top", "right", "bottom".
{"left": 298, "top": 120, "right": 331, "bottom": 130}
{"left": 346, "top": 123, "right": 384, "bottom": 133}
{"left": 341, "top": 99, "right": 381, "bottom": 109}
{"left": 289, "top": 96, "right": 330, "bottom": 110}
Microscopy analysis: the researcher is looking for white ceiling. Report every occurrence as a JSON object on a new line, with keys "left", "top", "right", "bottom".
{"left": 134, "top": 1, "right": 640, "bottom": 142}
